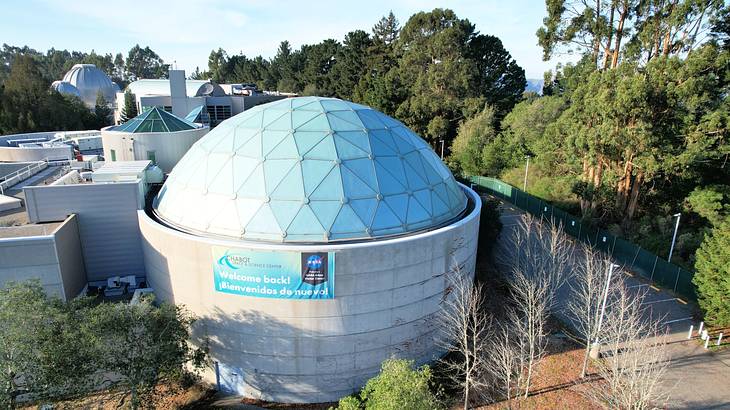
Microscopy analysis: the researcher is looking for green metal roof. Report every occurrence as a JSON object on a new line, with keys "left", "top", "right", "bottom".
{"left": 114, "top": 107, "right": 196, "bottom": 133}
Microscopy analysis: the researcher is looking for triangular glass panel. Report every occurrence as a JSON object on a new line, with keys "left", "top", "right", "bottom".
{"left": 406, "top": 196, "right": 430, "bottom": 224}
{"left": 263, "top": 110, "right": 291, "bottom": 131}
{"left": 320, "top": 99, "right": 352, "bottom": 111}
{"left": 413, "top": 189, "right": 433, "bottom": 216}
{"left": 270, "top": 163, "right": 304, "bottom": 200}
{"left": 236, "top": 110, "right": 264, "bottom": 129}
{"left": 293, "top": 131, "right": 327, "bottom": 155}
{"left": 350, "top": 198, "right": 378, "bottom": 227}
{"left": 266, "top": 135, "right": 299, "bottom": 159}
{"left": 374, "top": 160, "right": 406, "bottom": 195}
{"left": 371, "top": 201, "right": 403, "bottom": 230}
{"left": 270, "top": 200, "right": 303, "bottom": 232}
{"left": 245, "top": 203, "right": 282, "bottom": 235}
{"left": 337, "top": 131, "right": 371, "bottom": 154}
{"left": 292, "top": 110, "right": 320, "bottom": 129}
{"left": 263, "top": 159, "right": 297, "bottom": 194}
{"left": 330, "top": 204, "right": 367, "bottom": 234}
{"left": 287, "top": 205, "right": 324, "bottom": 236}
{"left": 296, "top": 112, "right": 331, "bottom": 131}
{"left": 355, "top": 110, "right": 388, "bottom": 129}
{"left": 205, "top": 157, "right": 233, "bottom": 195}
{"left": 326, "top": 111, "right": 364, "bottom": 131}
{"left": 235, "top": 129, "right": 263, "bottom": 158}
{"left": 261, "top": 130, "right": 291, "bottom": 158}
{"left": 342, "top": 158, "right": 377, "bottom": 191}
{"left": 292, "top": 98, "right": 324, "bottom": 111}
{"left": 310, "top": 200, "right": 342, "bottom": 231}
{"left": 390, "top": 127, "right": 417, "bottom": 154}
{"left": 232, "top": 157, "right": 260, "bottom": 192}
{"left": 334, "top": 134, "right": 370, "bottom": 159}
{"left": 303, "top": 134, "right": 337, "bottom": 160}
{"left": 302, "top": 160, "right": 335, "bottom": 196}
{"left": 236, "top": 163, "right": 266, "bottom": 197}
{"left": 384, "top": 194, "right": 409, "bottom": 223}
{"left": 341, "top": 165, "right": 377, "bottom": 199}
{"left": 369, "top": 129, "right": 399, "bottom": 154}
{"left": 309, "top": 166, "right": 343, "bottom": 200}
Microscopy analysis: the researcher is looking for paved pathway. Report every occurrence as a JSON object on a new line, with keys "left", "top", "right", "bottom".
{"left": 493, "top": 198, "right": 730, "bottom": 409}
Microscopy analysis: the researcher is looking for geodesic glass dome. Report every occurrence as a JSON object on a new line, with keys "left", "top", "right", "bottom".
{"left": 153, "top": 96, "right": 467, "bottom": 243}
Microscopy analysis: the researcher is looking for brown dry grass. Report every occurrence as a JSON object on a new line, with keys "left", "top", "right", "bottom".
{"left": 475, "top": 335, "right": 601, "bottom": 410}
{"left": 20, "top": 382, "right": 216, "bottom": 410}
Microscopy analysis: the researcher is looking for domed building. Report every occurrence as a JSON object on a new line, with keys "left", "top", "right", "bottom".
{"left": 60, "top": 64, "right": 120, "bottom": 107}
{"left": 139, "top": 96, "right": 481, "bottom": 402}
{"left": 51, "top": 80, "right": 80, "bottom": 98}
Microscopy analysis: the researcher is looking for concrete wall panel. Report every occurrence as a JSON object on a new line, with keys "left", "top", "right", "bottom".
{"left": 139, "top": 186, "right": 481, "bottom": 402}
{"left": 24, "top": 182, "right": 145, "bottom": 282}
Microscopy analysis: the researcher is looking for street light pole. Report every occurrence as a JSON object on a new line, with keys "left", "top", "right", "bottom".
{"left": 439, "top": 140, "right": 445, "bottom": 159}
{"left": 590, "top": 263, "right": 619, "bottom": 359}
{"left": 668, "top": 213, "right": 681, "bottom": 263}
{"left": 523, "top": 155, "right": 530, "bottom": 191}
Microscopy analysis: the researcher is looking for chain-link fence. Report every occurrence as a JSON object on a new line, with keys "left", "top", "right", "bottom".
{"left": 467, "top": 176, "right": 697, "bottom": 302}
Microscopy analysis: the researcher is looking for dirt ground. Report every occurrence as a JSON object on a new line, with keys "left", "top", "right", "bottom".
{"left": 476, "top": 335, "right": 601, "bottom": 410}
{"left": 21, "top": 383, "right": 217, "bottom": 410}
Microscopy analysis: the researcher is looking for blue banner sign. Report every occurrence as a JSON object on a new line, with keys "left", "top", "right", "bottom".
{"left": 212, "top": 247, "right": 335, "bottom": 299}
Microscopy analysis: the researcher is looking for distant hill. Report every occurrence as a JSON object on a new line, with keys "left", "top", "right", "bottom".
{"left": 525, "top": 79, "right": 544, "bottom": 94}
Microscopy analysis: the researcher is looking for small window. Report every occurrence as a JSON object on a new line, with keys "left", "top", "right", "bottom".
{"left": 110, "top": 149, "right": 116, "bottom": 161}
{"left": 147, "top": 151, "right": 156, "bottom": 164}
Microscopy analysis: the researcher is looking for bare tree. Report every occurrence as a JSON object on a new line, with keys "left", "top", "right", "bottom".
{"left": 581, "top": 281, "right": 671, "bottom": 409}
{"left": 437, "top": 263, "right": 491, "bottom": 409}
{"left": 568, "top": 246, "right": 620, "bottom": 378}
{"left": 484, "top": 323, "right": 521, "bottom": 402}
{"left": 502, "top": 215, "right": 573, "bottom": 398}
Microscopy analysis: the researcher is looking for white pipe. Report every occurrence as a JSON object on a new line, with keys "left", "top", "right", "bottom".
{"left": 717, "top": 333, "right": 723, "bottom": 346}
{"left": 687, "top": 325, "right": 694, "bottom": 339}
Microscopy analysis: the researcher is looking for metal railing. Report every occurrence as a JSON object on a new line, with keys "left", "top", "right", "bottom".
{"left": 0, "top": 158, "right": 50, "bottom": 195}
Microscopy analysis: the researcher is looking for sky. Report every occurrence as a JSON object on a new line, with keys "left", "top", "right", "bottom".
{"left": 0, "top": 0, "right": 574, "bottom": 80}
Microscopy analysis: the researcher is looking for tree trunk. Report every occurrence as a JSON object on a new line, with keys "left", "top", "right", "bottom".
{"left": 581, "top": 345, "right": 591, "bottom": 378}
{"left": 624, "top": 171, "right": 644, "bottom": 222}
{"left": 593, "top": 0, "right": 602, "bottom": 66}
{"left": 603, "top": 5, "right": 616, "bottom": 69}
{"left": 611, "top": 3, "right": 628, "bottom": 69}
{"left": 663, "top": 0, "right": 679, "bottom": 56}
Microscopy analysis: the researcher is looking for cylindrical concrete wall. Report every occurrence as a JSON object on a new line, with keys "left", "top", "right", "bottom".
{"left": 138, "top": 186, "right": 481, "bottom": 403}
{"left": 101, "top": 127, "right": 208, "bottom": 173}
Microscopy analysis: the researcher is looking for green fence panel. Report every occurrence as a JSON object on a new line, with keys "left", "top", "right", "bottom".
{"left": 674, "top": 268, "right": 697, "bottom": 301}
{"left": 612, "top": 237, "right": 638, "bottom": 268}
{"left": 467, "top": 176, "right": 697, "bottom": 302}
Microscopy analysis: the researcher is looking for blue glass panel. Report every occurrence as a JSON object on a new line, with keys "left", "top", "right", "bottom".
{"left": 384, "top": 194, "right": 408, "bottom": 222}
{"left": 302, "top": 160, "right": 335, "bottom": 196}
{"left": 330, "top": 204, "right": 367, "bottom": 234}
{"left": 371, "top": 202, "right": 402, "bottom": 230}
{"left": 304, "top": 134, "right": 337, "bottom": 160}
{"left": 270, "top": 200, "right": 303, "bottom": 232}
{"left": 287, "top": 205, "right": 324, "bottom": 236}
{"left": 309, "top": 200, "right": 342, "bottom": 231}
{"left": 270, "top": 164, "right": 304, "bottom": 200}
{"left": 350, "top": 198, "right": 378, "bottom": 226}
{"left": 341, "top": 166, "right": 377, "bottom": 199}
{"left": 310, "top": 166, "right": 344, "bottom": 200}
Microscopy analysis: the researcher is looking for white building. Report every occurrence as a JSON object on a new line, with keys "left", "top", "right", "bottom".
{"left": 101, "top": 107, "right": 208, "bottom": 173}
{"left": 116, "top": 70, "right": 288, "bottom": 127}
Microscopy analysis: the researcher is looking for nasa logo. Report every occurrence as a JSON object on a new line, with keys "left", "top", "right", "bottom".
{"left": 301, "top": 252, "right": 328, "bottom": 285}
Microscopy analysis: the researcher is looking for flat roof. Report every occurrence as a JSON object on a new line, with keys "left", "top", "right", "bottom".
{"left": 94, "top": 160, "right": 151, "bottom": 176}
{"left": 0, "top": 221, "right": 62, "bottom": 239}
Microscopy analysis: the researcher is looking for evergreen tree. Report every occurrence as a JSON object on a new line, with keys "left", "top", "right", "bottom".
{"left": 693, "top": 218, "right": 730, "bottom": 326}
{"left": 93, "top": 90, "right": 112, "bottom": 129}
{"left": 120, "top": 90, "right": 138, "bottom": 123}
